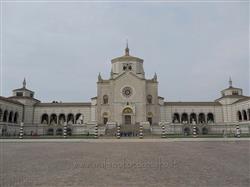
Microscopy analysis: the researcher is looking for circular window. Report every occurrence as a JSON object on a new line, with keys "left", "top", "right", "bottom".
{"left": 122, "top": 87, "right": 133, "bottom": 98}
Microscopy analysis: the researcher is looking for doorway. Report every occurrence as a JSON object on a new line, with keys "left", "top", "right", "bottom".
{"left": 124, "top": 115, "right": 132, "bottom": 125}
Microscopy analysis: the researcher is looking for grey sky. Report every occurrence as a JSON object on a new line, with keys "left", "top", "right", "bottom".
{"left": 1, "top": 1, "right": 249, "bottom": 102}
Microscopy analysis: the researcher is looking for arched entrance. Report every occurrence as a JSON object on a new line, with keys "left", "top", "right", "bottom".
{"left": 123, "top": 107, "right": 133, "bottom": 125}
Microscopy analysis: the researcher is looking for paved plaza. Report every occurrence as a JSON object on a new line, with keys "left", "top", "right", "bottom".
{"left": 0, "top": 139, "right": 250, "bottom": 187}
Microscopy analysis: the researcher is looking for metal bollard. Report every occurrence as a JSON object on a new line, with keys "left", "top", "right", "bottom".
{"left": 139, "top": 125, "right": 143, "bottom": 139}
{"left": 94, "top": 124, "right": 98, "bottom": 139}
{"left": 63, "top": 122, "right": 67, "bottom": 138}
{"left": 161, "top": 125, "right": 166, "bottom": 138}
{"left": 192, "top": 126, "right": 197, "bottom": 138}
{"left": 19, "top": 122, "right": 24, "bottom": 139}
{"left": 116, "top": 124, "right": 121, "bottom": 139}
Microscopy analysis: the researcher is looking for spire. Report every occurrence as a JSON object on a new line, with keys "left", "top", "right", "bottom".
{"left": 98, "top": 73, "right": 102, "bottom": 81}
{"left": 125, "top": 39, "right": 129, "bottom": 56}
{"left": 229, "top": 76, "right": 232, "bottom": 87}
{"left": 23, "top": 78, "right": 26, "bottom": 88}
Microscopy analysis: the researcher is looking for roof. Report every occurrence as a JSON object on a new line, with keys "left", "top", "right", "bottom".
{"left": 8, "top": 96, "right": 40, "bottom": 103}
{"left": 111, "top": 55, "right": 143, "bottom": 63}
{"left": 13, "top": 87, "right": 34, "bottom": 93}
{"left": 165, "top": 101, "right": 222, "bottom": 106}
{"left": 0, "top": 96, "right": 23, "bottom": 106}
{"left": 215, "top": 95, "right": 246, "bottom": 101}
{"left": 221, "top": 86, "right": 242, "bottom": 92}
{"left": 36, "top": 102, "right": 91, "bottom": 107}
{"left": 232, "top": 97, "right": 250, "bottom": 104}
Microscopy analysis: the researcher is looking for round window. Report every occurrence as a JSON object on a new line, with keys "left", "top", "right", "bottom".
{"left": 122, "top": 87, "right": 133, "bottom": 98}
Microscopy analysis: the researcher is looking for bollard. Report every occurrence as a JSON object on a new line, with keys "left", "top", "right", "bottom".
{"left": 63, "top": 122, "right": 67, "bottom": 138}
{"left": 94, "top": 124, "right": 98, "bottom": 139}
{"left": 161, "top": 125, "right": 166, "bottom": 138}
{"left": 192, "top": 126, "right": 197, "bottom": 138}
{"left": 19, "top": 122, "right": 24, "bottom": 139}
{"left": 236, "top": 125, "right": 240, "bottom": 138}
{"left": 139, "top": 125, "right": 143, "bottom": 139}
{"left": 116, "top": 124, "right": 121, "bottom": 139}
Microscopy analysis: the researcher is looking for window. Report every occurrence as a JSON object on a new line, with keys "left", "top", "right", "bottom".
{"left": 232, "top": 91, "right": 239, "bottom": 95}
{"left": 147, "top": 95, "right": 152, "bottom": 104}
{"left": 103, "top": 95, "right": 108, "bottom": 104}
{"left": 16, "top": 92, "right": 23, "bottom": 97}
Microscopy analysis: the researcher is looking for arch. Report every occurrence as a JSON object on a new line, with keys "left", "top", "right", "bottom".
{"left": 41, "top": 114, "right": 49, "bottom": 124}
{"left": 47, "top": 128, "right": 54, "bottom": 135}
{"left": 190, "top": 113, "right": 197, "bottom": 124}
{"left": 58, "top": 114, "right": 66, "bottom": 125}
{"left": 123, "top": 107, "right": 133, "bottom": 114}
{"left": 237, "top": 111, "right": 242, "bottom": 121}
{"left": 202, "top": 127, "right": 208, "bottom": 135}
{"left": 147, "top": 95, "right": 153, "bottom": 104}
{"left": 198, "top": 113, "right": 206, "bottom": 124}
{"left": 173, "top": 113, "right": 180, "bottom": 123}
{"left": 3, "top": 110, "right": 8, "bottom": 122}
{"left": 183, "top": 127, "right": 190, "bottom": 135}
{"left": 207, "top": 113, "right": 214, "bottom": 123}
{"left": 56, "top": 128, "right": 63, "bottom": 135}
{"left": 242, "top": 110, "right": 248, "bottom": 121}
{"left": 103, "top": 95, "right": 108, "bottom": 104}
{"left": 147, "top": 112, "right": 153, "bottom": 125}
{"left": 248, "top": 109, "right": 250, "bottom": 121}
{"left": 76, "top": 113, "right": 83, "bottom": 124}
{"left": 50, "top": 114, "right": 57, "bottom": 125}
{"left": 13, "top": 112, "right": 19, "bottom": 124}
{"left": 0, "top": 108, "right": 2, "bottom": 121}
{"left": 67, "top": 113, "right": 74, "bottom": 124}
{"left": 8, "top": 111, "right": 13, "bottom": 123}
{"left": 181, "top": 113, "right": 188, "bottom": 124}
{"left": 103, "top": 112, "right": 109, "bottom": 125}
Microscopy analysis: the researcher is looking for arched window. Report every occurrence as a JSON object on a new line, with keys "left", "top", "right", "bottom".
{"left": 173, "top": 113, "right": 180, "bottom": 123}
{"left": 41, "top": 114, "right": 49, "bottom": 124}
{"left": 242, "top": 110, "right": 248, "bottom": 121}
{"left": 103, "top": 95, "right": 108, "bottom": 104}
{"left": 237, "top": 111, "right": 242, "bottom": 121}
{"left": 14, "top": 112, "right": 19, "bottom": 124}
{"left": 8, "top": 111, "right": 13, "bottom": 123}
{"left": 0, "top": 108, "right": 2, "bottom": 121}
{"left": 3, "top": 110, "right": 8, "bottom": 122}
{"left": 207, "top": 113, "right": 214, "bottom": 123}
{"left": 50, "top": 114, "right": 57, "bottom": 125}
{"left": 198, "top": 113, "right": 206, "bottom": 124}
{"left": 190, "top": 113, "right": 197, "bottom": 124}
{"left": 181, "top": 113, "right": 188, "bottom": 124}
{"left": 147, "top": 95, "right": 153, "bottom": 104}
{"left": 76, "top": 113, "right": 83, "bottom": 124}
{"left": 67, "top": 113, "right": 74, "bottom": 124}
{"left": 58, "top": 114, "right": 66, "bottom": 125}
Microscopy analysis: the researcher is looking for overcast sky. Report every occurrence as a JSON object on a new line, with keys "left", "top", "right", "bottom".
{"left": 1, "top": 1, "right": 249, "bottom": 102}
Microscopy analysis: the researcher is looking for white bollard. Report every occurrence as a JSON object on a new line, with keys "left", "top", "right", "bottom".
{"left": 161, "top": 125, "right": 166, "bottom": 138}
{"left": 236, "top": 125, "right": 240, "bottom": 138}
{"left": 19, "top": 122, "right": 24, "bottom": 139}
{"left": 139, "top": 125, "right": 143, "bottom": 139}
{"left": 192, "top": 126, "right": 197, "bottom": 138}
{"left": 63, "top": 122, "right": 67, "bottom": 138}
{"left": 116, "top": 124, "right": 121, "bottom": 139}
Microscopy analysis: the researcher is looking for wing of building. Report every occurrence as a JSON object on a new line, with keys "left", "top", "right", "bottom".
{"left": 0, "top": 47, "right": 249, "bottom": 136}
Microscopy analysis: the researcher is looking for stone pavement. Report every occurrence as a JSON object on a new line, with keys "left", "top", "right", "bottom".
{"left": 0, "top": 139, "right": 249, "bottom": 187}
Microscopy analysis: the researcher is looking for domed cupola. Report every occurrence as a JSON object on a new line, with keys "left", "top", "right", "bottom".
{"left": 110, "top": 41, "right": 145, "bottom": 79}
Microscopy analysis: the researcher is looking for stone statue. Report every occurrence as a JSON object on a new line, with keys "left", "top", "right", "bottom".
{"left": 42, "top": 119, "right": 47, "bottom": 124}
{"left": 76, "top": 115, "right": 83, "bottom": 124}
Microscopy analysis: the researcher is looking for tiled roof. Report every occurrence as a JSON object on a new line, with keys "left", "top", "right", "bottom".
{"left": 232, "top": 97, "right": 250, "bottom": 104}
{"left": 36, "top": 102, "right": 91, "bottom": 107}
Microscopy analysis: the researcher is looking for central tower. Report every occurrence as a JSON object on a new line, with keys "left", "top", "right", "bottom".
{"left": 96, "top": 45, "right": 160, "bottom": 127}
